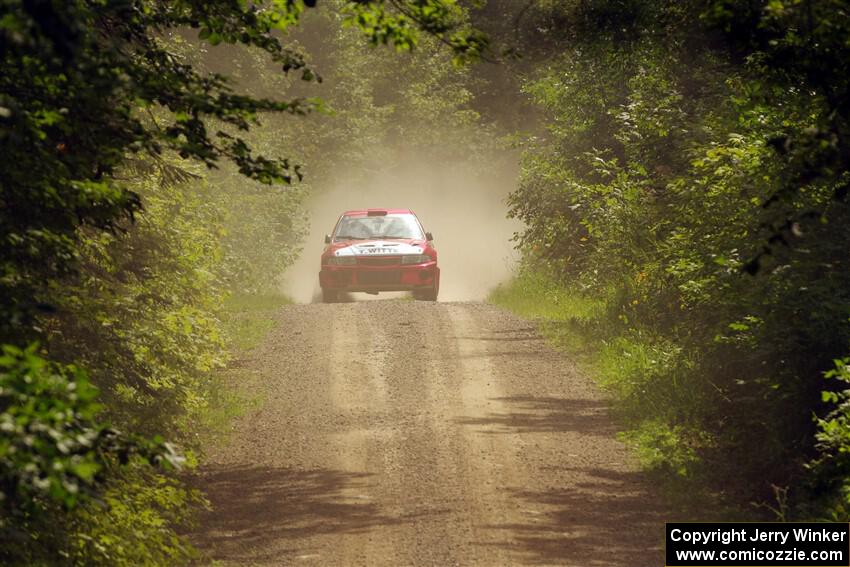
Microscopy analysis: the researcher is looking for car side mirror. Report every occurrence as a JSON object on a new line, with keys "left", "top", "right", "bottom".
{"left": 425, "top": 232, "right": 433, "bottom": 242}
{"left": 324, "top": 234, "right": 331, "bottom": 244}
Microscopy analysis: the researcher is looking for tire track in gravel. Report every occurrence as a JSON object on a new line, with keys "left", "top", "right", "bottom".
{"left": 192, "top": 301, "right": 667, "bottom": 566}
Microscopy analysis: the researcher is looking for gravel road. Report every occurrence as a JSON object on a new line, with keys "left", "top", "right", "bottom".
{"left": 193, "top": 300, "right": 666, "bottom": 566}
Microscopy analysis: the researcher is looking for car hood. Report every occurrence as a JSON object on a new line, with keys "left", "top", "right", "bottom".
{"left": 330, "top": 239, "right": 426, "bottom": 257}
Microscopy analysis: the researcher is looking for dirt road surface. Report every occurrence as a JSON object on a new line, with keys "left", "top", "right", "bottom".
{"left": 193, "top": 301, "right": 666, "bottom": 566}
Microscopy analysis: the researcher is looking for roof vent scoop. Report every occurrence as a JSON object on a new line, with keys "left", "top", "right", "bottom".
{"left": 367, "top": 210, "right": 388, "bottom": 216}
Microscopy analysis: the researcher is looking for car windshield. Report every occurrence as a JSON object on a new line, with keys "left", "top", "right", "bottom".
{"left": 334, "top": 214, "right": 424, "bottom": 240}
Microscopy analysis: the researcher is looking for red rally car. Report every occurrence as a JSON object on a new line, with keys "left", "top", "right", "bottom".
{"left": 319, "top": 209, "right": 440, "bottom": 303}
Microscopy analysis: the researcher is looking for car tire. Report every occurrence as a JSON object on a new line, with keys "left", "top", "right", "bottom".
{"left": 415, "top": 285, "right": 438, "bottom": 302}
{"left": 322, "top": 289, "right": 338, "bottom": 303}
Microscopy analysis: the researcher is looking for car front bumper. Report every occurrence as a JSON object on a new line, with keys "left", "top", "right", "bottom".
{"left": 319, "top": 262, "right": 439, "bottom": 292}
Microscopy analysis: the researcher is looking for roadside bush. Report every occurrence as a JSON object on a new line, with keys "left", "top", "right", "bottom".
{"left": 497, "top": 0, "right": 850, "bottom": 518}
{"left": 0, "top": 0, "right": 488, "bottom": 562}
{"left": 66, "top": 467, "right": 204, "bottom": 566}
{"left": 0, "top": 344, "right": 181, "bottom": 565}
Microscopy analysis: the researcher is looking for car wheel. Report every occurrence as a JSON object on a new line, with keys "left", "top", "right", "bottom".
{"left": 322, "top": 289, "right": 338, "bottom": 303}
{"left": 415, "top": 285, "right": 438, "bottom": 302}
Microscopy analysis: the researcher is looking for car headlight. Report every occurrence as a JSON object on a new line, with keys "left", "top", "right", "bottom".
{"left": 401, "top": 254, "right": 432, "bottom": 265}
{"left": 327, "top": 256, "right": 357, "bottom": 265}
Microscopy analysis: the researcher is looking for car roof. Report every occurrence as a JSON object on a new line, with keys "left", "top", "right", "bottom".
{"left": 341, "top": 208, "right": 415, "bottom": 217}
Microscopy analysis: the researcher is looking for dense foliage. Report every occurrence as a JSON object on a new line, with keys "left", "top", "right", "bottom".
{"left": 6, "top": 0, "right": 850, "bottom": 560}
{"left": 493, "top": 0, "right": 850, "bottom": 518}
{"left": 0, "top": 0, "right": 483, "bottom": 563}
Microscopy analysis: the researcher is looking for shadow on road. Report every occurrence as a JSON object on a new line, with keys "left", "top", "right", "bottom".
{"left": 482, "top": 467, "right": 665, "bottom": 565}
{"left": 451, "top": 334, "right": 544, "bottom": 343}
{"left": 189, "top": 464, "right": 412, "bottom": 563}
{"left": 455, "top": 396, "right": 619, "bottom": 437}
{"left": 455, "top": 396, "right": 667, "bottom": 564}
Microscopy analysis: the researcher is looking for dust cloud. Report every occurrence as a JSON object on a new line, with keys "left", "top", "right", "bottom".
{"left": 282, "top": 156, "right": 521, "bottom": 303}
